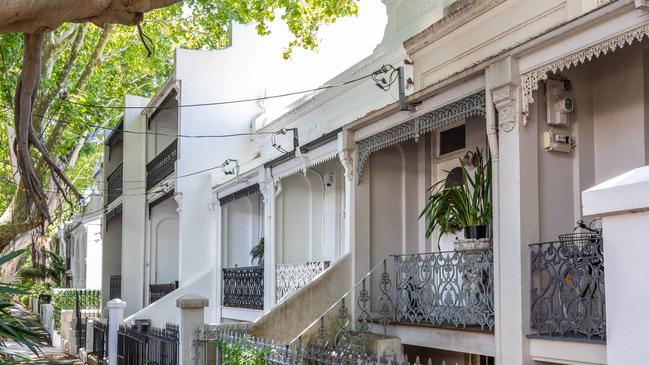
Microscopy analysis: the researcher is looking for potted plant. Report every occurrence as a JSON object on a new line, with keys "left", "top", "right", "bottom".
{"left": 250, "top": 237, "right": 264, "bottom": 266}
{"left": 420, "top": 148, "right": 492, "bottom": 244}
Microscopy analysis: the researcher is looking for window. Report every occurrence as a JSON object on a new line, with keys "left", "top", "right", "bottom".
{"left": 439, "top": 124, "right": 465, "bottom": 156}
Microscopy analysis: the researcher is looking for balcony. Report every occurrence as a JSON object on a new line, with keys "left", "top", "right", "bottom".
{"left": 106, "top": 163, "right": 123, "bottom": 204}
{"left": 276, "top": 261, "right": 330, "bottom": 302}
{"left": 530, "top": 234, "right": 606, "bottom": 341}
{"left": 149, "top": 281, "right": 178, "bottom": 304}
{"left": 394, "top": 248, "right": 494, "bottom": 331}
{"left": 146, "top": 139, "right": 177, "bottom": 190}
{"left": 222, "top": 266, "right": 264, "bottom": 310}
{"left": 110, "top": 275, "right": 121, "bottom": 300}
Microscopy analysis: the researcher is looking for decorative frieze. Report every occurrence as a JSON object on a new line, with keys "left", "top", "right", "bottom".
{"left": 521, "top": 23, "right": 649, "bottom": 124}
{"left": 356, "top": 91, "right": 486, "bottom": 180}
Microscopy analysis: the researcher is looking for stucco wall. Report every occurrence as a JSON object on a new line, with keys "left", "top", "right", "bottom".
{"left": 222, "top": 193, "right": 262, "bottom": 268}
{"left": 146, "top": 95, "right": 178, "bottom": 163}
{"left": 535, "top": 42, "right": 649, "bottom": 241}
{"left": 275, "top": 159, "right": 344, "bottom": 265}
{"left": 149, "top": 197, "right": 180, "bottom": 284}
{"left": 101, "top": 214, "right": 122, "bottom": 308}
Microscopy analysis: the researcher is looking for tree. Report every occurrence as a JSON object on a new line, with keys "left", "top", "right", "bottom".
{"left": 0, "top": 0, "right": 359, "bottom": 252}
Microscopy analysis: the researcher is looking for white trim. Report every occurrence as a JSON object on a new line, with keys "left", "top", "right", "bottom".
{"left": 220, "top": 306, "right": 264, "bottom": 322}
{"left": 519, "top": 6, "right": 649, "bottom": 121}
{"left": 271, "top": 139, "right": 339, "bottom": 183}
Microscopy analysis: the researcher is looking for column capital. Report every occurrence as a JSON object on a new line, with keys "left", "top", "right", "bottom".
{"left": 176, "top": 293, "right": 209, "bottom": 309}
{"left": 106, "top": 298, "right": 127, "bottom": 308}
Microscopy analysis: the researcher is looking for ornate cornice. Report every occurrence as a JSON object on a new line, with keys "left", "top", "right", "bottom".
{"left": 521, "top": 23, "right": 649, "bottom": 123}
{"left": 404, "top": 0, "right": 505, "bottom": 55}
{"left": 356, "top": 90, "right": 486, "bottom": 180}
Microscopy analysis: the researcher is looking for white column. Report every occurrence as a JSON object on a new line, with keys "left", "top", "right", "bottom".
{"left": 177, "top": 294, "right": 208, "bottom": 365}
{"left": 259, "top": 167, "right": 276, "bottom": 308}
{"left": 488, "top": 57, "right": 537, "bottom": 365}
{"left": 210, "top": 194, "right": 222, "bottom": 323}
{"left": 582, "top": 166, "right": 649, "bottom": 364}
{"left": 107, "top": 299, "right": 126, "bottom": 365}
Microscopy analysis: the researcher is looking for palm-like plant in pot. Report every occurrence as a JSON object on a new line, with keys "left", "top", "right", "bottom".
{"left": 420, "top": 148, "right": 492, "bottom": 243}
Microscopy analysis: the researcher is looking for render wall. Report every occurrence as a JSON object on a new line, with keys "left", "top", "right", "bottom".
{"left": 149, "top": 197, "right": 180, "bottom": 285}
{"left": 222, "top": 193, "right": 263, "bottom": 268}
{"left": 146, "top": 96, "right": 178, "bottom": 163}
{"left": 275, "top": 159, "right": 344, "bottom": 265}
{"left": 534, "top": 43, "right": 649, "bottom": 241}
{"left": 101, "top": 214, "right": 122, "bottom": 307}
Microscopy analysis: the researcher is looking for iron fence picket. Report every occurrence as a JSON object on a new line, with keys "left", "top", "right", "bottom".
{"left": 117, "top": 323, "right": 179, "bottom": 365}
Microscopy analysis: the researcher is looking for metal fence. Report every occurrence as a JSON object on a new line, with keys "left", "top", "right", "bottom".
{"left": 75, "top": 290, "right": 102, "bottom": 352}
{"left": 110, "top": 275, "right": 122, "bottom": 300}
{"left": 276, "top": 261, "right": 330, "bottom": 302}
{"left": 197, "top": 327, "right": 451, "bottom": 365}
{"left": 395, "top": 249, "right": 494, "bottom": 331}
{"left": 222, "top": 266, "right": 264, "bottom": 310}
{"left": 150, "top": 281, "right": 179, "bottom": 304}
{"left": 118, "top": 323, "right": 179, "bottom": 365}
{"left": 146, "top": 139, "right": 177, "bottom": 190}
{"left": 107, "top": 163, "right": 123, "bottom": 204}
{"left": 92, "top": 319, "right": 108, "bottom": 364}
{"left": 530, "top": 234, "right": 606, "bottom": 340}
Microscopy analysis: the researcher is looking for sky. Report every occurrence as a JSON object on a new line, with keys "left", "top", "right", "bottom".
{"left": 244, "top": 0, "right": 388, "bottom": 121}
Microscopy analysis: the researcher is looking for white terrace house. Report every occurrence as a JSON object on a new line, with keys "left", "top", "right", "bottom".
{"left": 100, "top": 1, "right": 649, "bottom": 365}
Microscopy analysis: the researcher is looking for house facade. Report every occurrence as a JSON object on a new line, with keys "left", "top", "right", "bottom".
{"left": 99, "top": 0, "right": 649, "bottom": 364}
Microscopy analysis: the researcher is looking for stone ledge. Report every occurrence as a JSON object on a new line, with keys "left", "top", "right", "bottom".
{"left": 176, "top": 294, "right": 209, "bottom": 309}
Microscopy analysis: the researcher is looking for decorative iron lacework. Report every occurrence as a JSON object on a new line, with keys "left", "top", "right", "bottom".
{"left": 146, "top": 139, "right": 177, "bottom": 190}
{"left": 521, "top": 23, "right": 649, "bottom": 123}
{"left": 219, "top": 184, "right": 260, "bottom": 206}
{"left": 356, "top": 91, "right": 486, "bottom": 180}
{"left": 106, "top": 163, "right": 123, "bottom": 205}
{"left": 276, "top": 261, "right": 330, "bottom": 302}
{"left": 394, "top": 249, "right": 495, "bottom": 331}
{"left": 222, "top": 266, "right": 264, "bottom": 310}
{"left": 530, "top": 236, "right": 606, "bottom": 340}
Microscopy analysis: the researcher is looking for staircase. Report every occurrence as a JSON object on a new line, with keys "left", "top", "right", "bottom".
{"left": 250, "top": 253, "right": 352, "bottom": 342}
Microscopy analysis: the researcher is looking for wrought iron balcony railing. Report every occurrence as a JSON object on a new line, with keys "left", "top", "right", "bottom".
{"left": 106, "top": 163, "right": 123, "bottom": 204}
{"left": 394, "top": 249, "right": 494, "bottom": 331}
{"left": 146, "top": 139, "right": 177, "bottom": 190}
{"left": 530, "top": 234, "right": 606, "bottom": 340}
{"left": 109, "top": 275, "right": 121, "bottom": 300}
{"left": 294, "top": 248, "right": 495, "bottom": 355}
{"left": 276, "top": 261, "right": 330, "bottom": 302}
{"left": 149, "top": 281, "right": 178, "bottom": 304}
{"left": 222, "top": 266, "right": 264, "bottom": 310}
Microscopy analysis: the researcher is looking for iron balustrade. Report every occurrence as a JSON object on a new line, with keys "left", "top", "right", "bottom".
{"left": 394, "top": 249, "right": 495, "bottom": 331}
{"left": 107, "top": 163, "right": 123, "bottom": 204}
{"left": 289, "top": 249, "right": 495, "bottom": 358}
{"left": 92, "top": 319, "right": 108, "bottom": 364}
{"left": 276, "top": 261, "right": 330, "bottom": 302}
{"left": 146, "top": 139, "right": 177, "bottom": 190}
{"left": 149, "top": 281, "right": 178, "bottom": 304}
{"left": 110, "top": 275, "right": 121, "bottom": 300}
{"left": 222, "top": 266, "right": 264, "bottom": 310}
{"left": 118, "top": 323, "right": 179, "bottom": 365}
{"left": 530, "top": 236, "right": 606, "bottom": 340}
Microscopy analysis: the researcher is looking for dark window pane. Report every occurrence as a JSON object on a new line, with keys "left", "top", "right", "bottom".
{"left": 439, "top": 124, "right": 465, "bottom": 155}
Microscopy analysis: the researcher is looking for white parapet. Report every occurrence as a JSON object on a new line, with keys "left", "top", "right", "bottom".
{"left": 582, "top": 165, "right": 649, "bottom": 365}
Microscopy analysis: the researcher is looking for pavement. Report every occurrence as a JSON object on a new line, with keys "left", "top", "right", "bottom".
{"left": 4, "top": 305, "right": 82, "bottom": 365}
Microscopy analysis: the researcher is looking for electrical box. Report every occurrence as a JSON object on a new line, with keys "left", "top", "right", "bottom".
{"left": 543, "top": 130, "right": 574, "bottom": 153}
{"left": 546, "top": 79, "right": 573, "bottom": 127}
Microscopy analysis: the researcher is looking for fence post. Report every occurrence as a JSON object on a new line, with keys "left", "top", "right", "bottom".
{"left": 176, "top": 294, "right": 208, "bottom": 365}
{"left": 107, "top": 299, "right": 126, "bottom": 365}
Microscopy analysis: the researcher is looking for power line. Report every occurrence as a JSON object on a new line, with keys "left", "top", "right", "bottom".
{"left": 60, "top": 66, "right": 393, "bottom": 110}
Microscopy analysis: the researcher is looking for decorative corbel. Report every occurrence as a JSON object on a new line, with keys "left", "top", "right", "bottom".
{"left": 491, "top": 84, "right": 519, "bottom": 132}
{"left": 208, "top": 193, "right": 219, "bottom": 217}
{"left": 174, "top": 192, "right": 183, "bottom": 214}
{"left": 258, "top": 167, "right": 273, "bottom": 204}
{"left": 337, "top": 130, "right": 355, "bottom": 182}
